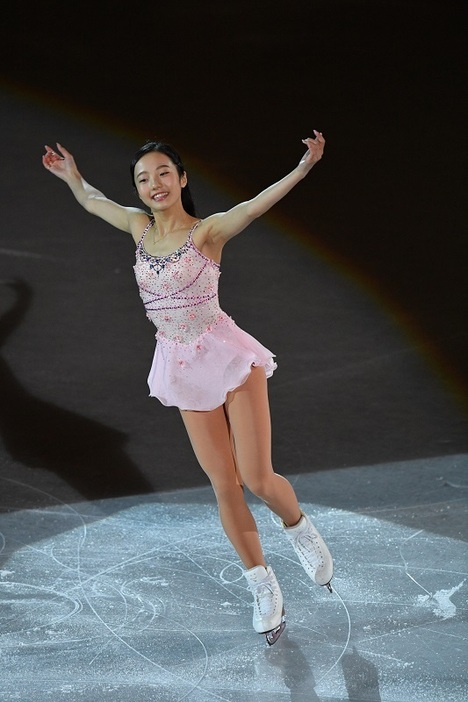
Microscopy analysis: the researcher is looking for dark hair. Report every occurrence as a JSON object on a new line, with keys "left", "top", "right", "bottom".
{"left": 130, "top": 141, "right": 197, "bottom": 217}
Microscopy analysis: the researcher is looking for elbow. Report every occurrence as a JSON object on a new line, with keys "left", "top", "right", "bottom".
{"left": 244, "top": 200, "right": 263, "bottom": 221}
{"left": 82, "top": 197, "right": 97, "bottom": 214}
{"left": 83, "top": 192, "right": 105, "bottom": 214}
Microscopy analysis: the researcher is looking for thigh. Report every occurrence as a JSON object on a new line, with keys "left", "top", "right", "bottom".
{"left": 224, "top": 366, "right": 273, "bottom": 480}
{"left": 179, "top": 405, "right": 241, "bottom": 489}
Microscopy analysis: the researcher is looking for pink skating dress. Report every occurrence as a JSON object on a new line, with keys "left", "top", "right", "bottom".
{"left": 133, "top": 219, "right": 277, "bottom": 411}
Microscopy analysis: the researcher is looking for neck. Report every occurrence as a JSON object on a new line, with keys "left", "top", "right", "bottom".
{"left": 150, "top": 212, "right": 195, "bottom": 242}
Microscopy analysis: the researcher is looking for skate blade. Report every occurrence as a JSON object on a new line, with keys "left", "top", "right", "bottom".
{"left": 316, "top": 573, "right": 333, "bottom": 592}
{"left": 264, "top": 616, "right": 286, "bottom": 646}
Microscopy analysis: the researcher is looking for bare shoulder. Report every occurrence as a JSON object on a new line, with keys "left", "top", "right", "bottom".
{"left": 192, "top": 213, "right": 224, "bottom": 243}
{"left": 191, "top": 214, "right": 224, "bottom": 261}
{"left": 128, "top": 210, "right": 153, "bottom": 244}
{"left": 194, "top": 208, "right": 252, "bottom": 246}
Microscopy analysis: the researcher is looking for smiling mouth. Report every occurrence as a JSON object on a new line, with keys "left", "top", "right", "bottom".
{"left": 152, "top": 192, "right": 168, "bottom": 202}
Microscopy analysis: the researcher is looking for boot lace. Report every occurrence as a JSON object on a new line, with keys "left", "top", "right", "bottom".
{"left": 253, "top": 582, "right": 276, "bottom": 616}
{"left": 295, "top": 532, "right": 325, "bottom": 568}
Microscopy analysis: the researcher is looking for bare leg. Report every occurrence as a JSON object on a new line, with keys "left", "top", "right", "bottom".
{"left": 180, "top": 404, "right": 267, "bottom": 569}
{"left": 226, "top": 369, "right": 334, "bottom": 592}
{"left": 225, "top": 366, "right": 302, "bottom": 526}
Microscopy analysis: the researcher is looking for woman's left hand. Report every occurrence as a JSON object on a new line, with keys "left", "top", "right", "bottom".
{"left": 299, "top": 130, "right": 325, "bottom": 171}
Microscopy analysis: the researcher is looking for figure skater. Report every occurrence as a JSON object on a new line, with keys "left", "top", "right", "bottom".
{"left": 42, "top": 132, "right": 333, "bottom": 644}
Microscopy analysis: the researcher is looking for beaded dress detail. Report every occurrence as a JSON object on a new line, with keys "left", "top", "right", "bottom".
{"left": 134, "top": 219, "right": 277, "bottom": 410}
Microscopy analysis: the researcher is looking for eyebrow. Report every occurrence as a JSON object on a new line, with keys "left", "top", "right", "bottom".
{"left": 136, "top": 163, "right": 172, "bottom": 177}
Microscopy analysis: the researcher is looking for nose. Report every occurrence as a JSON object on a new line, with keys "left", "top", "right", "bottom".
{"left": 150, "top": 175, "right": 161, "bottom": 190}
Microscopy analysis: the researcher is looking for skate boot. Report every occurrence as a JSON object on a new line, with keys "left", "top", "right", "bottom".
{"left": 243, "top": 565, "right": 286, "bottom": 645}
{"left": 283, "top": 513, "right": 333, "bottom": 592}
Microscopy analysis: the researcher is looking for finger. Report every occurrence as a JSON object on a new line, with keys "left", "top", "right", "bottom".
{"left": 56, "top": 142, "right": 70, "bottom": 157}
{"left": 44, "top": 145, "right": 58, "bottom": 158}
{"left": 302, "top": 134, "right": 323, "bottom": 145}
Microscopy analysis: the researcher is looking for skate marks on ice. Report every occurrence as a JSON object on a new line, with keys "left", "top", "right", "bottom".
{"left": 0, "top": 482, "right": 346, "bottom": 701}
{"left": 0, "top": 478, "right": 348, "bottom": 701}
{"left": 0, "top": 461, "right": 467, "bottom": 701}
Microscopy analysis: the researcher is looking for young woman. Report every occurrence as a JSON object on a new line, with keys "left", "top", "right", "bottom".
{"left": 42, "top": 133, "right": 333, "bottom": 645}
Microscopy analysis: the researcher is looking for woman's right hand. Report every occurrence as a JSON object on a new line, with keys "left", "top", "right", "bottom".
{"left": 42, "top": 142, "right": 149, "bottom": 238}
{"left": 42, "top": 143, "right": 78, "bottom": 183}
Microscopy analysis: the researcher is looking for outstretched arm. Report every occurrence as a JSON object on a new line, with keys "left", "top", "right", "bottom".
{"left": 203, "top": 131, "right": 325, "bottom": 245}
{"left": 42, "top": 144, "right": 148, "bottom": 239}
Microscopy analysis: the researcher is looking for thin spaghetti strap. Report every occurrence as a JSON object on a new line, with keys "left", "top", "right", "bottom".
{"left": 142, "top": 218, "right": 154, "bottom": 238}
{"left": 137, "top": 217, "right": 154, "bottom": 246}
{"left": 188, "top": 219, "right": 202, "bottom": 241}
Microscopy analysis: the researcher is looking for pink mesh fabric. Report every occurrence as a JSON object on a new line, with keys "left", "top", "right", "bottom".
{"left": 133, "top": 221, "right": 276, "bottom": 410}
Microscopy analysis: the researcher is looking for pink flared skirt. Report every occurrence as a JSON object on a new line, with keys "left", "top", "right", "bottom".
{"left": 147, "top": 315, "right": 277, "bottom": 411}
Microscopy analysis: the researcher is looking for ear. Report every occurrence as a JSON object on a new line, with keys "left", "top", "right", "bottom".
{"left": 181, "top": 171, "right": 188, "bottom": 188}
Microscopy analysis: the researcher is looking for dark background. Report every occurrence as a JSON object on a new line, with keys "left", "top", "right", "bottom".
{"left": 0, "top": 0, "right": 467, "bottom": 505}
{"left": 2, "top": 0, "right": 466, "bottom": 395}
{"left": 0, "top": 12, "right": 466, "bottom": 699}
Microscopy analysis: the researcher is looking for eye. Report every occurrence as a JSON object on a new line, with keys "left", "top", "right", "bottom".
{"left": 159, "top": 171, "right": 170, "bottom": 176}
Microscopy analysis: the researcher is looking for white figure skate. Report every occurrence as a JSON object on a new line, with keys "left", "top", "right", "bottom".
{"left": 283, "top": 513, "right": 333, "bottom": 592}
{"left": 243, "top": 565, "right": 286, "bottom": 645}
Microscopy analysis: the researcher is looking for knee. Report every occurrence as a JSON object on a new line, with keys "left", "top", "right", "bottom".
{"left": 212, "top": 481, "right": 245, "bottom": 507}
{"left": 243, "top": 472, "right": 274, "bottom": 501}
{"left": 205, "top": 468, "right": 241, "bottom": 501}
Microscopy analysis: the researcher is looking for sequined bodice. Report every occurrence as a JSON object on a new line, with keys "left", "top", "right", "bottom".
{"left": 134, "top": 220, "right": 223, "bottom": 344}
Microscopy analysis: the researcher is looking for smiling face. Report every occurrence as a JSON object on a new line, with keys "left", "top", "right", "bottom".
{"left": 134, "top": 151, "right": 187, "bottom": 212}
